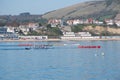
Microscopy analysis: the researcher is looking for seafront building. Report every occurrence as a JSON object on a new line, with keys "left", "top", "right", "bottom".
{"left": 0, "top": 27, "right": 18, "bottom": 40}
{"left": 19, "top": 36, "right": 48, "bottom": 40}
{"left": 61, "top": 32, "right": 99, "bottom": 40}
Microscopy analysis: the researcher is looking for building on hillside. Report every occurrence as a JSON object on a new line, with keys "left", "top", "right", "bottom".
{"left": 73, "top": 19, "right": 81, "bottom": 25}
{"left": 67, "top": 19, "right": 84, "bottom": 25}
{"left": 115, "top": 20, "right": 120, "bottom": 27}
{"left": 48, "top": 19, "right": 62, "bottom": 27}
{"left": 28, "top": 22, "right": 39, "bottom": 30}
{"left": 93, "top": 20, "right": 103, "bottom": 25}
{"left": 66, "top": 20, "right": 74, "bottom": 25}
{"left": 104, "top": 19, "right": 114, "bottom": 25}
{"left": 19, "top": 24, "right": 30, "bottom": 35}
{"left": 84, "top": 19, "right": 89, "bottom": 24}
{"left": 88, "top": 18, "right": 93, "bottom": 24}
{"left": 19, "top": 22, "right": 39, "bottom": 35}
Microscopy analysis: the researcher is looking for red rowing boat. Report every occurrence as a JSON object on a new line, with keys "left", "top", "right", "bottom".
{"left": 78, "top": 45, "right": 101, "bottom": 48}
{"left": 18, "top": 44, "right": 33, "bottom": 46}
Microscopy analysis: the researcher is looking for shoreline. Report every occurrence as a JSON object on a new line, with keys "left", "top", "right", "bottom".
{"left": 0, "top": 38, "right": 120, "bottom": 42}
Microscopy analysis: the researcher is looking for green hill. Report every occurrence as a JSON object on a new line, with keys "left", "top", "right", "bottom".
{"left": 42, "top": 0, "right": 120, "bottom": 20}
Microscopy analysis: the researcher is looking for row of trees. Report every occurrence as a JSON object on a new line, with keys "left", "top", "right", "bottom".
{"left": 27, "top": 24, "right": 63, "bottom": 36}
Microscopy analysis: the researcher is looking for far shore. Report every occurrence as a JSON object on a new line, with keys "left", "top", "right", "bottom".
{"left": 0, "top": 38, "right": 120, "bottom": 42}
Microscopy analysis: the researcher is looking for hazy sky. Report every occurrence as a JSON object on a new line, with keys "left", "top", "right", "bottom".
{"left": 0, "top": 0, "right": 90, "bottom": 15}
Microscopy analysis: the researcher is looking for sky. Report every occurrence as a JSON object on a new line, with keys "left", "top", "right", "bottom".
{"left": 0, "top": 0, "right": 91, "bottom": 15}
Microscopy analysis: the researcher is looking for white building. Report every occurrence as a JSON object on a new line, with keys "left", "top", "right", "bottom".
{"left": 67, "top": 19, "right": 84, "bottom": 25}
{"left": 48, "top": 19, "right": 62, "bottom": 27}
{"left": 19, "top": 36, "right": 48, "bottom": 40}
{"left": 19, "top": 25, "right": 29, "bottom": 35}
{"left": 66, "top": 20, "right": 73, "bottom": 25}
{"left": 115, "top": 20, "right": 120, "bottom": 27}
{"left": 73, "top": 19, "right": 81, "bottom": 25}
{"left": 93, "top": 20, "right": 103, "bottom": 25}
{"left": 76, "top": 32, "right": 91, "bottom": 37}
{"left": 6, "top": 27, "right": 15, "bottom": 33}
{"left": 28, "top": 23, "right": 39, "bottom": 30}
{"left": 63, "top": 32, "right": 75, "bottom": 37}
{"left": 61, "top": 32, "right": 95, "bottom": 40}
{"left": 0, "top": 27, "right": 18, "bottom": 39}
{"left": 105, "top": 19, "right": 114, "bottom": 25}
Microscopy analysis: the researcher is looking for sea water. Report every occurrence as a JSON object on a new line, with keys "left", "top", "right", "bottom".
{"left": 0, "top": 41, "right": 120, "bottom": 80}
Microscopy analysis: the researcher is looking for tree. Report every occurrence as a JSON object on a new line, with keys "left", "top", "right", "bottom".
{"left": 105, "top": 0, "right": 113, "bottom": 7}
{"left": 0, "top": 22, "right": 6, "bottom": 26}
{"left": 38, "top": 18, "right": 47, "bottom": 26}
{"left": 71, "top": 24, "right": 85, "bottom": 32}
{"left": 46, "top": 24, "right": 52, "bottom": 29}
{"left": 39, "top": 23, "right": 42, "bottom": 27}
{"left": 18, "top": 30, "right": 24, "bottom": 35}
{"left": 63, "top": 22, "right": 68, "bottom": 26}
{"left": 27, "top": 31, "right": 40, "bottom": 36}
{"left": 47, "top": 27, "right": 63, "bottom": 36}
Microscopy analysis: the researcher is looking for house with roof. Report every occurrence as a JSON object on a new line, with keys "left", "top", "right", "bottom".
{"left": 115, "top": 20, "right": 120, "bottom": 27}
{"left": 104, "top": 19, "right": 114, "bottom": 25}
{"left": 19, "top": 24, "right": 29, "bottom": 35}
{"left": 28, "top": 22, "right": 39, "bottom": 30}
{"left": 66, "top": 20, "right": 74, "bottom": 25}
{"left": 48, "top": 19, "right": 62, "bottom": 27}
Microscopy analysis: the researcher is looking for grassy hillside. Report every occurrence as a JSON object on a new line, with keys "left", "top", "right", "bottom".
{"left": 42, "top": 0, "right": 120, "bottom": 20}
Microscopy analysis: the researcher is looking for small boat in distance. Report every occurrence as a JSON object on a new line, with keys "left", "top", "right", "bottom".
{"left": 25, "top": 48, "right": 31, "bottom": 50}
{"left": 18, "top": 44, "right": 33, "bottom": 46}
{"left": 33, "top": 44, "right": 53, "bottom": 49}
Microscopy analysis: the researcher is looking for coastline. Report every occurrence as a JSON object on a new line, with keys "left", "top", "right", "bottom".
{"left": 0, "top": 38, "right": 120, "bottom": 42}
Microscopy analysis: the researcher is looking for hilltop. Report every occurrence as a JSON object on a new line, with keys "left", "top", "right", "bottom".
{"left": 42, "top": 0, "right": 120, "bottom": 20}
{"left": 0, "top": 12, "right": 42, "bottom": 26}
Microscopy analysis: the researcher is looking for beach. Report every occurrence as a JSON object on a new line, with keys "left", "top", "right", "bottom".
{"left": 1, "top": 38, "right": 120, "bottom": 42}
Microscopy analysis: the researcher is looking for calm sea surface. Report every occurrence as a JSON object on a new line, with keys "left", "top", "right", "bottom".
{"left": 0, "top": 41, "right": 120, "bottom": 80}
